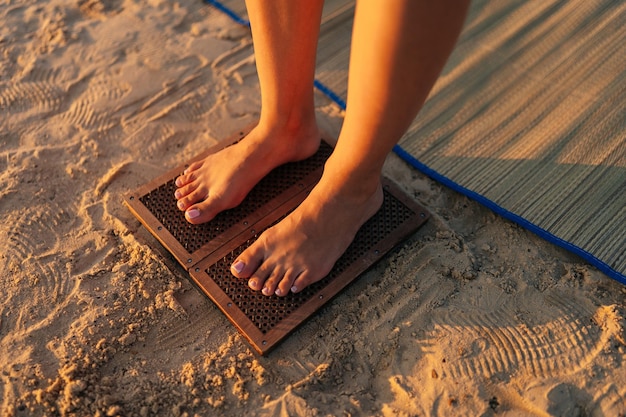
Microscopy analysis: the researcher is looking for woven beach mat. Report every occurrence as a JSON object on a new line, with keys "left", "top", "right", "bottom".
{"left": 394, "top": 0, "right": 626, "bottom": 283}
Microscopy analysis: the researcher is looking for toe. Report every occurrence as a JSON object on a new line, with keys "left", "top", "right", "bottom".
{"left": 291, "top": 271, "right": 314, "bottom": 294}
{"left": 276, "top": 269, "right": 301, "bottom": 296}
{"left": 174, "top": 182, "right": 198, "bottom": 201}
{"left": 230, "top": 242, "right": 265, "bottom": 279}
{"left": 247, "top": 265, "right": 271, "bottom": 292}
{"left": 262, "top": 269, "right": 284, "bottom": 296}
{"left": 180, "top": 161, "right": 203, "bottom": 178}
{"left": 177, "top": 188, "right": 208, "bottom": 211}
{"left": 184, "top": 202, "right": 219, "bottom": 224}
{"left": 184, "top": 161, "right": 202, "bottom": 173}
{"left": 175, "top": 167, "right": 199, "bottom": 187}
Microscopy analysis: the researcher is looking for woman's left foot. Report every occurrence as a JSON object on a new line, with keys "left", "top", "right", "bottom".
{"left": 230, "top": 159, "right": 384, "bottom": 296}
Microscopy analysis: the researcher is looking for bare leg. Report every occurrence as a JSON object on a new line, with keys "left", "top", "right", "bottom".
{"left": 175, "top": 0, "right": 325, "bottom": 224}
{"left": 232, "top": 0, "right": 470, "bottom": 295}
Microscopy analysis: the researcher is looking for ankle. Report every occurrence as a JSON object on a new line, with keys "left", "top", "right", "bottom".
{"left": 255, "top": 115, "right": 321, "bottom": 157}
{"left": 316, "top": 170, "right": 382, "bottom": 214}
{"left": 324, "top": 154, "right": 382, "bottom": 196}
{"left": 259, "top": 105, "right": 319, "bottom": 137}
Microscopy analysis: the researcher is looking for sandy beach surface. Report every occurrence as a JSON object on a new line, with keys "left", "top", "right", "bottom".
{"left": 1, "top": 1, "right": 625, "bottom": 416}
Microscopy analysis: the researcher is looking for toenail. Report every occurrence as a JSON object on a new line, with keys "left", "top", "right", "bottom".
{"left": 291, "top": 286, "right": 298, "bottom": 293}
{"left": 248, "top": 279, "right": 257, "bottom": 288}
{"left": 175, "top": 190, "right": 182, "bottom": 199}
{"left": 262, "top": 287, "right": 271, "bottom": 295}
{"left": 186, "top": 208, "right": 200, "bottom": 219}
{"left": 275, "top": 288, "right": 283, "bottom": 296}
{"left": 177, "top": 200, "right": 185, "bottom": 209}
{"left": 232, "top": 260, "right": 245, "bottom": 274}
{"left": 175, "top": 178, "right": 182, "bottom": 187}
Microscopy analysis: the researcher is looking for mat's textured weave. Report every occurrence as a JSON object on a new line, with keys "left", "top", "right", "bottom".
{"left": 211, "top": 0, "right": 625, "bottom": 283}
{"left": 397, "top": 0, "right": 626, "bottom": 282}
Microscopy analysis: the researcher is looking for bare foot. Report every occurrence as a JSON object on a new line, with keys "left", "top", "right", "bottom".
{"left": 230, "top": 157, "right": 384, "bottom": 296}
{"left": 174, "top": 122, "right": 320, "bottom": 224}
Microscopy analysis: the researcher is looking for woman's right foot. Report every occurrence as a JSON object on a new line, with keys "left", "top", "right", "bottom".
{"left": 174, "top": 121, "right": 321, "bottom": 224}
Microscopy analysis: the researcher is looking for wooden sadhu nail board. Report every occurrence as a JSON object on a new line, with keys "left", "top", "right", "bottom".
{"left": 124, "top": 127, "right": 430, "bottom": 355}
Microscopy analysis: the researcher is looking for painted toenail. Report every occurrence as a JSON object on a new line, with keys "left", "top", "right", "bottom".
{"left": 232, "top": 260, "right": 245, "bottom": 274}
{"left": 177, "top": 200, "right": 185, "bottom": 209}
{"left": 291, "top": 286, "right": 298, "bottom": 293}
{"left": 275, "top": 288, "right": 283, "bottom": 296}
{"left": 248, "top": 279, "right": 257, "bottom": 288}
{"left": 175, "top": 178, "right": 182, "bottom": 187}
{"left": 262, "top": 287, "right": 271, "bottom": 295}
{"left": 186, "top": 208, "right": 200, "bottom": 219}
{"left": 175, "top": 190, "right": 182, "bottom": 199}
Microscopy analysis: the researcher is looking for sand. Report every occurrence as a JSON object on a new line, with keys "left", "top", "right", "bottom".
{"left": 1, "top": 0, "right": 625, "bottom": 416}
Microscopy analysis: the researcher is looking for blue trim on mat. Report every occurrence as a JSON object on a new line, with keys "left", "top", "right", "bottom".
{"left": 391, "top": 146, "right": 626, "bottom": 285}
{"left": 206, "top": 0, "right": 626, "bottom": 285}
{"left": 313, "top": 80, "right": 347, "bottom": 110}
{"left": 203, "top": 0, "right": 250, "bottom": 27}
